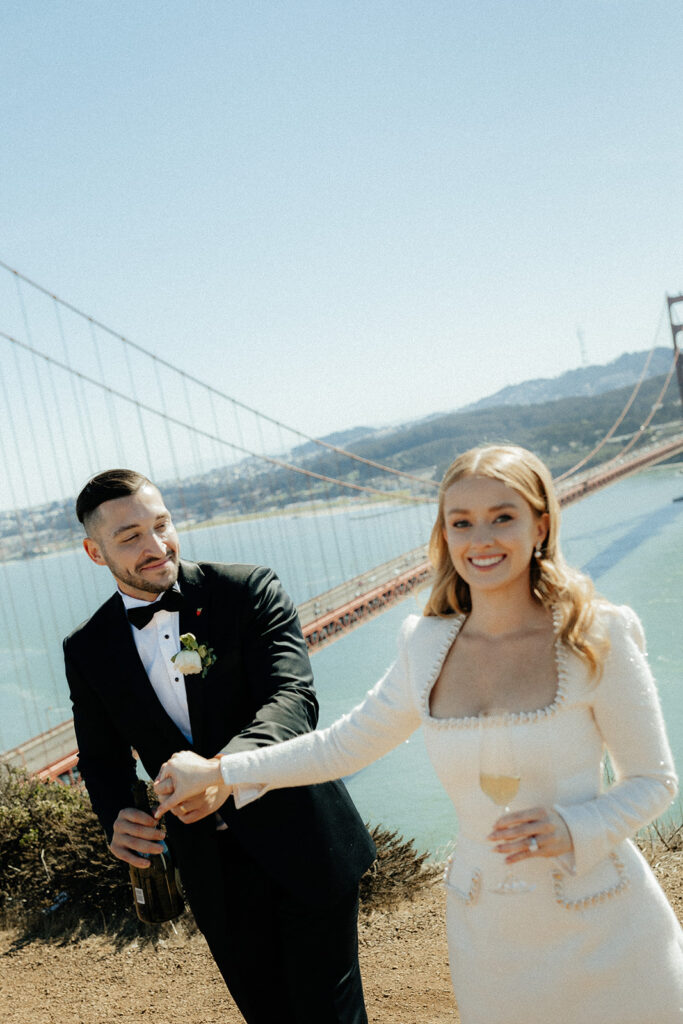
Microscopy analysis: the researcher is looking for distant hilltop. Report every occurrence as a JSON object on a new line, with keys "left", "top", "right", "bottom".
{"left": 460, "top": 347, "right": 673, "bottom": 412}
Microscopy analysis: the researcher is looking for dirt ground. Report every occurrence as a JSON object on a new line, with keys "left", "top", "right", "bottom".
{"left": 1, "top": 845, "right": 681, "bottom": 1024}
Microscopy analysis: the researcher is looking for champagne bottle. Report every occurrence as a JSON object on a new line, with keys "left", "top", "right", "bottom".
{"left": 128, "top": 779, "right": 184, "bottom": 924}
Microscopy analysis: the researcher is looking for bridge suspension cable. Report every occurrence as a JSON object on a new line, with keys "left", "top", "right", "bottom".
{"left": 0, "top": 258, "right": 440, "bottom": 764}
{"left": 555, "top": 303, "right": 668, "bottom": 482}
{"left": 0, "top": 328, "right": 433, "bottom": 506}
{"left": 4, "top": 257, "right": 675, "bottom": 500}
{"left": 0, "top": 258, "right": 436, "bottom": 491}
{"left": 2, "top": 255, "right": 436, "bottom": 600}
{"left": 593, "top": 346, "right": 680, "bottom": 471}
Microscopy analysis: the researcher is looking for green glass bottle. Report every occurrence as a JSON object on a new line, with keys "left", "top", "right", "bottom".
{"left": 128, "top": 779, "right": 185, "bottom": 924}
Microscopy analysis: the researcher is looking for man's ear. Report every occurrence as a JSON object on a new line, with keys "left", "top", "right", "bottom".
{"left": 83, "top": 536, "right": 107, "bottom": 566}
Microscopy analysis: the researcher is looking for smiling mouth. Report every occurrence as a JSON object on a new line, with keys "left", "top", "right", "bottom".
{"left": 139, "top": 554, "right": 175, "bottom": 572}
{"left": 469, "top": 555, "right": 506, "bottom": 568}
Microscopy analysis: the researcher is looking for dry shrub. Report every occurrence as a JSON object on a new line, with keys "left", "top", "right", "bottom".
{"left": 0, "top": 764, "right": 133, "bottom": 937}
{"left": 636, "top": 807, "right": 683, "bottom": 863}
{"left": 0, "top": 766, "right": 440, "bottom": 941}
{"left": 359, "top": 824, "right": 441, "bottom": 914}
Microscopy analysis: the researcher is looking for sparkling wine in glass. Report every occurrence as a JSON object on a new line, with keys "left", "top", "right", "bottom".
{"left": 479, "top": 772, "right": 520, "bottom": 807}
{"left": 479, "top": 714, "right": 534, "bottom": 894}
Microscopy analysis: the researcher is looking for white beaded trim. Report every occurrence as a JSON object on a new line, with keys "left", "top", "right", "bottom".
{"left": 418, "top": 614, "right": 466, "bottom": 723}
{"left": 421, "top": 608, "right": 570, "bottom": 729}
{"left": 551, "top": 851, "right": 630, "bottom": 910}
{"left": 443, "top": 854, "right": 482, "bottom": 905}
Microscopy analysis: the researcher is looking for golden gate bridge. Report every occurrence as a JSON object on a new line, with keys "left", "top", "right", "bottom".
{"left": 0, "top": 259, "right": 681, "bottom": 783}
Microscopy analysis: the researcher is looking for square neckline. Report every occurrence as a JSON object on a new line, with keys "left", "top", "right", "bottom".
{"left": 422, "top": 609, "right": 570, "bottom": 729}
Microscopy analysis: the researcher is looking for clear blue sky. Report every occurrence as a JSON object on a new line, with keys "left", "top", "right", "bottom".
{"left": 2, "top": 0, "right": 682, "bottom": 456}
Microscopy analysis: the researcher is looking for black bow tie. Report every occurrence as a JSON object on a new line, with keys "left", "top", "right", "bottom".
{"left": 127, "top": 588, "right": 185, "bottom": 630}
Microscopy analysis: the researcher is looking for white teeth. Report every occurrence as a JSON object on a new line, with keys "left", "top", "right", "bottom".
{"left": 470, "top": 555, "right": 504, "bottom": 567}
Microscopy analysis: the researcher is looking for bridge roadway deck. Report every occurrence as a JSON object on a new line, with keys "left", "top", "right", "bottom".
{"left": 4, "top": 432, "right": 682, "bottom": 782}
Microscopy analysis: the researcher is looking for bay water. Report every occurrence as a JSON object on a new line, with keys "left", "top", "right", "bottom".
{"left": 1, "top": 466, "right": 681, "bottom": 857}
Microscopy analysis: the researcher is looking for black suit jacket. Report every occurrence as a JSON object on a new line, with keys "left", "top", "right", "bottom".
{"left": 64, "top": 560, "right": 375, "bottom": 928}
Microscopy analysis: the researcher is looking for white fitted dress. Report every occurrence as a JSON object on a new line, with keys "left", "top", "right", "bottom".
{"left": 221, "top": 604, "right": 683, "bottom": 1023}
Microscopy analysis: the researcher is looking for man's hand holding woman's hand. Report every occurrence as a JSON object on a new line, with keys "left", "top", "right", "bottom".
{"left": 153, "top": 751, "right": 232, "bottom": 824}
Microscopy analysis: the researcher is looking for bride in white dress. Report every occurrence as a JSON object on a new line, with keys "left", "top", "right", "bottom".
{"left": 155, "top": 444, "right": 683, "bottom": 1023}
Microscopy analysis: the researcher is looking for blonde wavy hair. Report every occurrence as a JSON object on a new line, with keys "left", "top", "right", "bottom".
{"left": 423, "top": 444, "right": 609, "bottom": 675}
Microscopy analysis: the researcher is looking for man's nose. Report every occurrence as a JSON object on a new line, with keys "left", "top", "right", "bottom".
{"left": 144, "top": 530, "right": 168, "bottom": 555}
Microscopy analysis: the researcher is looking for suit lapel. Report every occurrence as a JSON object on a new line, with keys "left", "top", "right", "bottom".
{"left": 101, "top": 594, "right": 192, "bottom": 752}
{"left": 177, "top": 561, "right": 210, "bottom": 751}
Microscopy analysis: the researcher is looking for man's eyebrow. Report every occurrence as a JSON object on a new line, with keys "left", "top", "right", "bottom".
{"left": 111, "top": 513, "right": 169, "bottom": 538}
{"left": 112, "top": 522, "right": 141, "bottom": 537}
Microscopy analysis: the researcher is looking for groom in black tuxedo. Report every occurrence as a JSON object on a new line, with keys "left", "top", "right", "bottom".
{"left": 64, "top": 469, "right": 375, "bottom": 1024}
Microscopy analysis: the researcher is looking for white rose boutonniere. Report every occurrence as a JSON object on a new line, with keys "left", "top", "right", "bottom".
{"left": 171, "top": 633, "right": 216, "bottom": 679}
{"left": 173, "top": 649, "right": 202, "bottom": 674}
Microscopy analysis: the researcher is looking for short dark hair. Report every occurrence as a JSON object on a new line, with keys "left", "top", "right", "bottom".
{"left": 76, "top": 469, "right": 153, "bottom": 529}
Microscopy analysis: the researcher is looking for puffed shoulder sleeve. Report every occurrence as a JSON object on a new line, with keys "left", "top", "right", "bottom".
{"left": 554, "top": 604, "right": 678, "bottom": 876}
{"left": 222, "top": 615, "right": 423, "bottom": 807}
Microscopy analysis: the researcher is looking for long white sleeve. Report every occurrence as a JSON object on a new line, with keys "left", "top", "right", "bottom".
{"left": 554, "top": 605, "right": 678, "bottom": 876}
{"left": 221, "top": 618, "right": 421, "bottom": 807}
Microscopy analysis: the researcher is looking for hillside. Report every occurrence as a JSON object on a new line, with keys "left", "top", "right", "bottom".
{"left": 462, "top": 347, "right": 673, "bottom": 411}
{"left": 291, "top": 369, "right": 681, "bottom": 493}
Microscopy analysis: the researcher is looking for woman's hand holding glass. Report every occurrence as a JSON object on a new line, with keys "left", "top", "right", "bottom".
{"left": 154, "top": 751, "right": 232, "bottom": 823}
{"left": 489, "top": 806, "right": 573, "bottom": 863}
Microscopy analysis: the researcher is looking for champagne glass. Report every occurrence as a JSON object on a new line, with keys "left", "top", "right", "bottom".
{"left": 479, "top": 713, "right": 534, "bottom": 894}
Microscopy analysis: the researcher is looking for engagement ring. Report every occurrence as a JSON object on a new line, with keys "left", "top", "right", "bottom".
{"left": 527, "top": 836, "right": 539, "bottom": 854}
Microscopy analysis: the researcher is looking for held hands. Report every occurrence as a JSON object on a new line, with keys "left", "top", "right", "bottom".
{"left": 488, "top": 807, "right": 573, "bottom": 864}
{"left": 153, "top": 751, "right": 232, "bottom": 824}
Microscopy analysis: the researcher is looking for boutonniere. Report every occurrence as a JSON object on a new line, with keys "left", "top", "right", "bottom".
{"left": 171, "top": 633, "right": 216, "bottom": 678}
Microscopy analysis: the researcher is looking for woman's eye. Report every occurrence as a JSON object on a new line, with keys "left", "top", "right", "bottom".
{"left": 451, "top": 519, "right": 470, "bottom": 529}
{"left": 494, "top": 513, "right": 513, "bottom": 523}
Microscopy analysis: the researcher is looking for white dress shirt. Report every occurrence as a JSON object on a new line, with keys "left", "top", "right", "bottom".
{"left": 121, "top": 586, "right": 256, "bottom": 816}
{"left": 120, "top": 586, "right": 193, "bottom": 743}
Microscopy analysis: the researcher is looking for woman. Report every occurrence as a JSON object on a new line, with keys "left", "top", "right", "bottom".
{"left": 155, "top": 444, "right": 683, "bottom": 1023}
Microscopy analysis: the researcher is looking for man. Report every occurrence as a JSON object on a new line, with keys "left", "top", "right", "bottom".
{"left": 64, "top": 469, "right": 375, "bottom": 1023}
